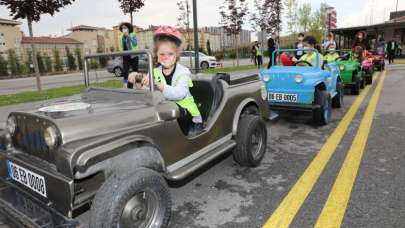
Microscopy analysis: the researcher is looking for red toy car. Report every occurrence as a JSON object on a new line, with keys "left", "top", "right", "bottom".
{"left": 368, "top": 47, "right": 385, "bottom": 71}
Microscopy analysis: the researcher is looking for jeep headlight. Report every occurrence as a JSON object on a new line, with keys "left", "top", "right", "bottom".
{"left": 262, "top": 74, "right": 270, "bottom": 83}
{"left": 261, "top": 83, "right": 267, "bottom": 100}
{"left": 6, "top": 116, "right": 16, "bottom": 135}
{"left": 339, "top": 65, "right": 345, "bottom": 71}
{"left": 44, "top": 126, "right": 58, "bottom": 148}
{"left": 295, "top": 75, "right": 304, "bottom": 84}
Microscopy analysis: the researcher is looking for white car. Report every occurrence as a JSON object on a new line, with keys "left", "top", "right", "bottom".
{"left": 180, "top": 51, "right": 217, "bottom": 70}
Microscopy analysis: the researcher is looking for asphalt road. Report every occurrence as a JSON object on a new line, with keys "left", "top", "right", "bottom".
{"left": 0, "top": 58, "right": 254, "bottom": 95}
{"left": 0, "top": 64, "right": 404, "bottom": 228}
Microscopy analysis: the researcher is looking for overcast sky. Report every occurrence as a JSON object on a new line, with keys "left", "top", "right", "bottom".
{"left": 0, "top": 0, "right": 404, "bottom": 37}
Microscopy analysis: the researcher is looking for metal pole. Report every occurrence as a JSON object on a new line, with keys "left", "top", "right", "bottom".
{"left": 192, "top": 0, "right": 200, "bottom": 73}
{"left": 84, "top": 59, "right": 89, "bottom": 87}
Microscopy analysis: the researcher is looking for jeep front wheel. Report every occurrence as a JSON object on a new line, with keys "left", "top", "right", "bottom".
{"left": 351, "top": 74, "right": 361, "bottom": 95}
{"left": 313, "top": 91, "right": 332, "bottom": 126}
{"left": 234, "top": 114, "right": 267, "bottom": 167}
{"left": 332, "top": 81, "right": 344, "bottom": 108}
{"left": 90, "top": 168, "right": 171, "bottom": 228}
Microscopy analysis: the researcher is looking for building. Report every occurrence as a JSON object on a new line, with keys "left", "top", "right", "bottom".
{"left": 0, "top": 18, "right": 22, "bottom": 58}
{"left": 331, "top": 10, "right": 405, "bottom": 50}
{"left": 201, "top": 27, "right": 252, "bottom": 49}
{"left": 65, "top": 25, "right": 116, "bottom": 55}
{"left": 21, "top": 36, "right": 83, "bottom": 64}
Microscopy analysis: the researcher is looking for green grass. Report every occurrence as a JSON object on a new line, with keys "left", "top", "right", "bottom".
{"left": 202, "top": 64, "right": 257, "bottom": 74}
{"left": 0, "top": 80, "right": 122, "bottom": 107}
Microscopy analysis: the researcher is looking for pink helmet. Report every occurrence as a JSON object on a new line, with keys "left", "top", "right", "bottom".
{"left": 154, "top": 26, "right": 182, "bottom": 46}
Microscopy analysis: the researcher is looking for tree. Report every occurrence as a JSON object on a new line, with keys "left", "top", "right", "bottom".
{"left": 118, "top": 0, "right": 145, "bottom": 25}
{"left": 36, "top": 52, "right": 45, "bottom": 74}
{"left": 75, "top": 48, "right": 83, "bottom": 70}
{"left": 66, "top": 47, "right": 77, "bottom": 71}
{"left": 177, "top": 0, "right": 193, "bottom": 67}
{"left": 251, "top": 0, "right": 283, "bottom": 45}
{"left": 53, "top": 49, "right": 63, "bottom": 72}
{"left": 0, "top": 0, "right": 76, "bottom": 92}
{"left": 308, "top": 3, "right": 328, "bottom": 42}
{"left": 44, "top": 54, "right": 52, "bottom": 73}
{"left": 298, "top": 3, "right": 311, "bottom": 32}
{"left": 219, "top": 0, "right": 249, "bottom": 66}
{"left": 97, "top": 48, "right": 107, "bottom": 68}
{"left": 7, "top": 49, "right": 21, "bottom": 76}
{"left": 284, "top": 0, "right": 298, "bottom": 34}
{"left": 207, "top": 40, "right": 212, "bottom": 56}
{"left": 0, "top": 55, "right": 8, "bottom": 77}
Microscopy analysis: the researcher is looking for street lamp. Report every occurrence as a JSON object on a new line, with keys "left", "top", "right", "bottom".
{"left": 192, "top": 0, "right": 200, "bottom": 73}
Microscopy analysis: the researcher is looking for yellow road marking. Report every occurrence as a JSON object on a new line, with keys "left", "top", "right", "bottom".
{"left": 262, "top": 74, "right": 379, "bottom": 228}
{"left": 315, "top": 71, "right": 387, "bottom": 228}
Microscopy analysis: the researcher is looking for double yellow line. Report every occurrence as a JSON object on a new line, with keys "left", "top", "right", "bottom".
{"left": 263, "top": 71, "right": 386, "bottom": 228}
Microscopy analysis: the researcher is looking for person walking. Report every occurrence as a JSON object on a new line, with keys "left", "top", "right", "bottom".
{"left": 387, "top": 39, "right": 398, "bottom": 64}
{"left": 118, "top": 22, "right": 139, "bottom": 88}
{"left": 322, "top": 32, "right": 337, "bottom": 51}
{"left": 255, "top": 42, "right": 263, "bottom": 69}
{"left": 251, "top": 45, "right": 257, "bottom": 65}
{"left": 267, "top": 36, "right": 276, "bottom": 68}
{"left": 295, "top": 33, "right": 305, "bottom": 59}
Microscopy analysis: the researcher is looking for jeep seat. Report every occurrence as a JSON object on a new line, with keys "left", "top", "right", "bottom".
{"left": 190, "top": 76, "right": 224, "bottom": 122}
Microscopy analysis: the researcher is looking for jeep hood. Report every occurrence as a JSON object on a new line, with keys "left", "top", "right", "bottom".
{"left": 267, "top": 66, "right": 322, "bottom": 76}
{"left": 15, "top": 88, "right": 158, "bottom": 143}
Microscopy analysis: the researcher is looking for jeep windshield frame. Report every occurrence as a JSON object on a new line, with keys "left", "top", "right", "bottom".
{"left": 84, "top": 50, "right": 155, "bottom": 92}
{"left": 272, "top": 48, "right": 321, "bottom": 69}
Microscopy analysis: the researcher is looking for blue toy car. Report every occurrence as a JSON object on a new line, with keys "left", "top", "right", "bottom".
{"left": 260, "top": 48, "right": 343, "bottom": 125}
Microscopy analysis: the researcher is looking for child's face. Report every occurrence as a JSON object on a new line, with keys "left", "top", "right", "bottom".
{"left": 303, "top": 41, "right": 314, "bottom": 53}
{"left": 157, "top": 41, "right": 178, "bottom": 69}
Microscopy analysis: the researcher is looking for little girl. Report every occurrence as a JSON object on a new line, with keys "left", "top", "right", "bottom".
{"left": 128, "top": 26, "right": 203, "bottom": 135}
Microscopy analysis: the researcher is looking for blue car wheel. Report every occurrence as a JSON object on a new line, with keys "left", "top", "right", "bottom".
{"left": 313, "top": 91, "right": 332, "bottom": 126}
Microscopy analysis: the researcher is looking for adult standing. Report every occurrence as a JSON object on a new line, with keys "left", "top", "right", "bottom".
{"left": 295, "top": 33, "right": 305, "bottom": 59}
{"left": 255, "top": 42, "right": 263, "bottom": 69}
{"left": 387, "top": 39, "right": 398, "bottom": 64}
{"left": 352, "top": 31, "right": 370, "bottom": 51}
{"left": 322, "top": 32, "right": 337, "bottom": 51}
{"left": 267, "top": 36, "right": 276, "bottom": 68}
{"left": 375, "top": 35, "right": 385, "bottom": 56}
{"left": 251, "top": 45, "right": 257, "bottom": 65}
{"left": 118, "top": 22, "right": 139, "bottom": 88}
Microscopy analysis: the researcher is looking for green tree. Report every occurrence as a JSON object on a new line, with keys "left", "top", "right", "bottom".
{"left": 7, "top": 49, "right": 21, "bottom": 76}
{"left": 44, "top": 54, "right": 52, "bottom": 73}
{"left": 36, "top": 52, "right": 45, "bottom": 74}
{"left": 118, "top": 0, "right": 145, "bottom": 25}
{"left": 25, "top": 49, "right": 34, "bottom": 74}
{"left": 298, "top": 3, "right": 311, "bottom": 32}
{"left": 0, "top": 0, "right": 76, "bottom": 92}
{"left": 97, "top": 48, "right": 107, "bottom": 68}
{"left": 53, "top": 49, "right": 63, "bottom": 72}
{"left": 0, "top": 55, "right": 8, "bottom": 77}
{"left": 75, "top": 48, "right": 83, "bottom": 70}
{"left": 308, "top": 3, "right": 328, "bottom": 42}
{"left": 65, "top": 47, "right": 77, "bottom": 71}
{"left": 284, "top": 0, "right": 298, "bottom": 34}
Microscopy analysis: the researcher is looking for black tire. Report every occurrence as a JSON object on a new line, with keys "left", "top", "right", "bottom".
{"left": 332, "top": 81, "right": 344, "bottom": 108}
{"left": 381, "top": 62, "right": 385, "bottom": 70}
{"left": 366, "top": 74, "right": 373, "bottom": 85}
{"left": 360, "top": 75, "right": 366, "bottom": 89}
{"left": 234, "top": 114, "right": 267, "bottom": 167}
{"left": 201, "top": 61, "right": 209, "bottom": 70}
{"left": 351, "top": 74, "right": 361, "bottom": 95}
{"left": 313, "top": 91, "right": 332, "bottom": 126}
{"left": 90, "top": 168, "right": 171, "bottom": 228}
{"left": 114, "top": 67, "right": 123, "bottom": 77}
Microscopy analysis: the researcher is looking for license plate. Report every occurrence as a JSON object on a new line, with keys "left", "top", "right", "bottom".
{"left": 6, "top": 160, "right": 47, "bottom": 198}
{"left": 269, "top": 93, "right": 298, "bottom": 102}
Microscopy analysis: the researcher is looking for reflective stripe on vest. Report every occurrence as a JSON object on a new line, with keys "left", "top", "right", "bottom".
{"left": 153, "top": 68, "right": 201, "bottom": 117}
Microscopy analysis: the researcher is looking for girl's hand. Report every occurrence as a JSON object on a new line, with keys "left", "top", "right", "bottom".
{"left": 142, "top": 75, "right": 150, "bottom": 86}
{"left": 155, "top": 81, "right": 165, "bottom": 92}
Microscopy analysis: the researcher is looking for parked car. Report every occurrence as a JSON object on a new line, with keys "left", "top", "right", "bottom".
{"left": 0, "top": 50, "right": 270, "bottom": 228}
{"left": 107, "top": 54, "right": 149, "bottom": 77}
{"left": 180, "top": 51, "right": 217, "bottom": 69}
{"left": 260, "top": 48, "right": 343, "bottom": 126}
{"left": 328, "top": 50, "right": 365, "bottom": 95}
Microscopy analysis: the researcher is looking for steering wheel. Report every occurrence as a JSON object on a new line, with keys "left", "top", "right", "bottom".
{"left": 294, "top": 60, "right": 313, "bottom": 67}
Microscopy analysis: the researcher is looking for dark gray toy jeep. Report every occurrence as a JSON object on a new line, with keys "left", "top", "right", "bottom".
{"left": 0, "top": 51, "right": 271, "bottom": 228}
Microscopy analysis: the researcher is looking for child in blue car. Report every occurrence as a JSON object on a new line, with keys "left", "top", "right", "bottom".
{"left": 297, "top": 36, "right": 323, "bottom": 67}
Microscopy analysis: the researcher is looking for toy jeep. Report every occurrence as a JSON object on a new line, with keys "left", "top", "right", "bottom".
{"left": 329, "top": 50, "right": 365, "bottom": 95}
{"left": 261, "top": 48, "right": 343, "bottom": 126}
{"left": 0, "top": 51, "right": 270, "bottom": 228}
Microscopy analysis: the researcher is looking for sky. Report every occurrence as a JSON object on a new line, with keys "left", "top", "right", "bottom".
{"left": 0, "top": 0, "right": 404, "bottom": 37}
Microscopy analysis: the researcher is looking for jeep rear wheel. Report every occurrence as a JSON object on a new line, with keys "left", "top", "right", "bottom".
{"left": 313, "top": 91, "right": 332, "bottom": 126}
{"left": 366, "top": 74, "right": 373, "bottom": 85}
{"left": 90, "top": 168, "right": 171, "bottom": 228}
{"left": 234, "top": 114, "right": 267, "bottom": 167}
{"left": 332, "top": 81, "right": 344, "bottom": 108}
{"left": 351, "top": 74, "right": 361, "bottom": 95}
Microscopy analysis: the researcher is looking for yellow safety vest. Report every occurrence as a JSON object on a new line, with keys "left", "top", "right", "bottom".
{"left": 324, "top": 53, "right": 340, "bottom": 63}
{"left": 153, "top": 68, "right": 201, "bottom": 117}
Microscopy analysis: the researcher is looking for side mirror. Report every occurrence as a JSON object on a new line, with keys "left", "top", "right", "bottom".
{"left": 156, "top": 103, "right": 180, "bottom": 121}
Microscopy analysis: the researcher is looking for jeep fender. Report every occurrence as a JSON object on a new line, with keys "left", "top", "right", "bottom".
{"left": 232, "top": 98, "right": 260, "bottom": 136}
{"left": 74, "top": 139, "right": 165, "bottom": 179}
